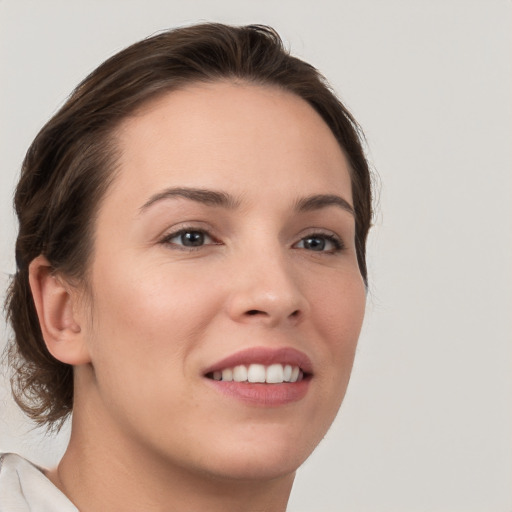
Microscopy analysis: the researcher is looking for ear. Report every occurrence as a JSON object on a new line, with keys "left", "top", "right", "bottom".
{"left": 28, "top": 255, "right": 91, "bottom": 365}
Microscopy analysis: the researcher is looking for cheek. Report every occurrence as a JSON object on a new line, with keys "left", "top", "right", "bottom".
{"left": 85, "top": 262, "right": 223, "bottom": 374}
{"left": 315, "top": 264, "right": 366, "bottom": 320}
{"left": 294, "top": 270, "right": 366, "bottom": 449}
{"left": 308, "top": 269, "right": 366, "bottom": 371}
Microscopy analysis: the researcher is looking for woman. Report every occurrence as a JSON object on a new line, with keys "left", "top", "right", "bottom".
{"left": 1, "top": 23, "right": 372, "bottom": 511}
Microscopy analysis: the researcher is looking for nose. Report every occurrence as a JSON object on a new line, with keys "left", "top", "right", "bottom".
{"left": 226, "top": 248, "right": 309, "bottom": 327}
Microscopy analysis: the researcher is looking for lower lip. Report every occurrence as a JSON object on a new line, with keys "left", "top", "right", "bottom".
{"left": 205, "top": 378, "right": 311, "bottom": 407}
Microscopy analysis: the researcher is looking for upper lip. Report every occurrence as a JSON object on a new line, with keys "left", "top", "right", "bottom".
{"left": 203, "top": 346, "right": 313, "bottom": 376}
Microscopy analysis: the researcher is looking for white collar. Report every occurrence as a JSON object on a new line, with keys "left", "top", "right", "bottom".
{"left": 0, "top": 453, "right": 77, "bottom": 512}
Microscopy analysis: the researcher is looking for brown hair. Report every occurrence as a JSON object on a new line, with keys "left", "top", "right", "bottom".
{"left": 5, "top": 23, "right": 373, "bottom": 429}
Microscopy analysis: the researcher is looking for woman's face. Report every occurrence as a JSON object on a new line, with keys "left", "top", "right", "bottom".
{"left": 77, "top": 82, "right": 366, "bottom": 480}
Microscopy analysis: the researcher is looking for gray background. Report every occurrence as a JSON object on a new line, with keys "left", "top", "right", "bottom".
{"left": 1, "top": 1, "right": 511, "bottom": 511}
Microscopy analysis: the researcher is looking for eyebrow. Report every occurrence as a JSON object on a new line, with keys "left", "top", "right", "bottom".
{"left": 140, "top": 187, "right": 241, "bottom": 212}
{"left": 139, "top": 187, "right": 354, "bottom": 216}
{"left": 295, "top": 194, "right": 355, "bottom": 216}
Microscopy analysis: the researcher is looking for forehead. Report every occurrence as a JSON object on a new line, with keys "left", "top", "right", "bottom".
{"left": 108, "top": 81, "right": 352, "bottom": 210}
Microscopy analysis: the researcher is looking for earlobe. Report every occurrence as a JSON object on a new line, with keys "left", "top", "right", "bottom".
{"left": 28, "top": 255, "right": 91, "bottom": 365}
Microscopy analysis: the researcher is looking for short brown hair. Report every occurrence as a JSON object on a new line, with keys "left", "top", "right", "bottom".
{"left": 5, "top": 23, "right": 373, "bottom": 429}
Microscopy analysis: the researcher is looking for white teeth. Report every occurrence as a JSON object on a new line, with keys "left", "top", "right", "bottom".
{"left": 221, "top": 368, "right": 233, "bottom": 382}
{"left": 266, "top": 364, "right": 285, "bottom": 383}
{"left": 233, "top": 365, "right": 248, "bottom": 382}
{"left": 247, "top": 364, "right": 266, "bottom": 383}
{"left": 211, "top": 363, "right": 304, "bottom": 384}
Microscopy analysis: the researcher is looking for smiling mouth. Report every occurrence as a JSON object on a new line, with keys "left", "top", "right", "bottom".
{"left": 205, "top": 363, "right": 309, "bottom": 384}
{"left": 204, "top": 348, "right": 313, "bottom": 405}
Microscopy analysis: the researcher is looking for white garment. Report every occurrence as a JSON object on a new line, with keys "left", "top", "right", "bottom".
{"left": 0, "top": 453, "right": 77, "bottom": 512}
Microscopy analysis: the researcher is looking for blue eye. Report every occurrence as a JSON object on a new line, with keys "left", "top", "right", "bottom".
{"left": 162, "top": 229, "right": 214, "bottom": 248}
{"left": 295, "top": 234, "right": 343, "bottom": 252}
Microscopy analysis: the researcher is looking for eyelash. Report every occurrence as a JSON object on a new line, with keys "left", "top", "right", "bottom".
{"left": 159, "top": 228, "right": 345, "bottom": 253}
{"left": 159, "top": 227, "right": 218, "bottom": 251}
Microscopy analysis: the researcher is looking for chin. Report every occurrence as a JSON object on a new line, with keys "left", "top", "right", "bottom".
{"left": 188, "top": 422, "right": 324, "bottom": 482}
{"left": 199, "top": 448, "right": 304, "bottom": 482}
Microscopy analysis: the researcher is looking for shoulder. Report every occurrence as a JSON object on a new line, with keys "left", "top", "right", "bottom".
{"left": 0, "top": 453, "right": 78, "bottom": 512}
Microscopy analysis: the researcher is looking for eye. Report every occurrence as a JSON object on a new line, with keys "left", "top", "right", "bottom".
{"left": 294, "top": 233, "right": 344, "bottom": 253}
{"left": 161, "top": 228, "right": 216, "bottom": 249}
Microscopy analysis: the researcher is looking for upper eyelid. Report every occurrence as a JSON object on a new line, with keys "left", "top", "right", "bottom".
{"left": 159, "top": 222, "right": 215, "bottom": 237}
{"left": 294, "top": 227, "right": 344, "bottom": 241}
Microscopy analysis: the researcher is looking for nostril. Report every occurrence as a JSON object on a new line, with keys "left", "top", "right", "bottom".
{"left": 245, "top": 309, "right": 301, "bottom": 319}
{"left": 246, "top": 309, "right": 264, "bottom": 316}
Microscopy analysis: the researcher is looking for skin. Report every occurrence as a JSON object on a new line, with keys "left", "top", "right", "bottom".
{"left": 31, "top": 82, "right": 366, "bottom": 512}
